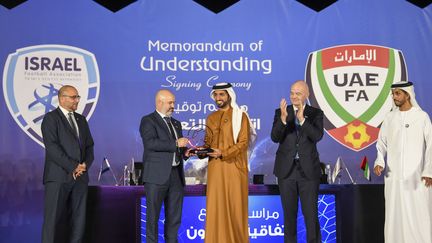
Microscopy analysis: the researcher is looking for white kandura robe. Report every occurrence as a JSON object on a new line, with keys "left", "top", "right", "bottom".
{"left": 374, "top": 106, "right": 432, "bottom": 243}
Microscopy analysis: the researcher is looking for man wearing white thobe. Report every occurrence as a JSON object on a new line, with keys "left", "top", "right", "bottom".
{"left": 374, "top": 81, "right": 432, "bottom": 243}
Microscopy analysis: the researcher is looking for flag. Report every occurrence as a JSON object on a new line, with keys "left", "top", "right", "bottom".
{"left": 332, "top": 157, "right": 343, "bottom": 183}
{"left": 98, "top": 157, "right": 111, "bottom": 181}
{"left": 131, "top": 157, "right": 135, "bottom": 176}
{"left": 360, "top": 156, "right": 371, "bottom": 181}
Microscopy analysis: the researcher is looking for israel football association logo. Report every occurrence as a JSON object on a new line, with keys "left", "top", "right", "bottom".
{"left": 306, "top": 44, "right": 407, "bottom": 151}
{"left": 3, "top": 45, "right": 100, "bottom": 147}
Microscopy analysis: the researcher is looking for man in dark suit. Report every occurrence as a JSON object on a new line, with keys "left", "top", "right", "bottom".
{"left": 41, "top": 85, "right": 94, "bottom": 243}
{"left": 140, "top": 89, "right": 189, "bottom": 243}
{"left": 271, "top": 80, "right": 324, "bottom": 243}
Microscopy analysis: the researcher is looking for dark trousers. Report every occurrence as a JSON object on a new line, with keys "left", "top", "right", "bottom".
{"left": 145, "top": 166, "right": 184, "bottom": 243}
{"left": 278, "top": 161, "right": 321, "bottom": 243}
{"left": 42, "top": 180, "right": 88, "bottom": 243}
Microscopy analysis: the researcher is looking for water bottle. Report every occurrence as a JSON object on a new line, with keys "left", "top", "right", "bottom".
{"left": 123, "top": 165, "right": 130, "bottom": 186}
{"left": 325, "top": 164, "right": 332, "bottom": 184}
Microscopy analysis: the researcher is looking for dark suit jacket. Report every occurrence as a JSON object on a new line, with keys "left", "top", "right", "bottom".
{"left": 271, "top": 105, "right": 324, "bottom": 180}
{"left": 41, "top": 107, "right": 94, "bottom": 184}
{"left": 140, "top": 111, "right": 186, "bottom": 186}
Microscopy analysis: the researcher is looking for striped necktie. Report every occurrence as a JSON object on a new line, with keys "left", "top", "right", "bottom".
{"left": 68, "top": 112, "right": 78, "bottom": 137}
{"left": 163, "top": 117, "right": 181, "bottom": 163}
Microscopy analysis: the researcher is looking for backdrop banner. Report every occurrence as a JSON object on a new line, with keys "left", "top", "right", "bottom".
{"left": 1, "top": 0, "right": 431, "bottom": 242}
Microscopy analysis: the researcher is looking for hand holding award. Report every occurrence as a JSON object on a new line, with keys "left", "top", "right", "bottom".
{"left": 186, "top": 124, "right": 213, "bottom": 158}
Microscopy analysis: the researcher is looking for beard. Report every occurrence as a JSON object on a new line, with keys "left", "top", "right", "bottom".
{"left": 216, "top": 100, "right": 229, "bottom": 109}
{"left": 69, "top": 103, "right": 78, "bottom": 111}
{"left": 394, "top": 99, "right": 404, "bottom": 107}
{"left": 166, "top": 108, "right": 174, "bottom": 116}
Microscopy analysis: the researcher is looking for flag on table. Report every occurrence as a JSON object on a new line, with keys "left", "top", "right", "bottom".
{"left": 98, "top": 157, "right": 111, "bottom": 181}
{"left": 332, "top": 157, "right": 343, "bottom": 183}
{"left": 360, "top": 156, "right": 371, "bottom": 181}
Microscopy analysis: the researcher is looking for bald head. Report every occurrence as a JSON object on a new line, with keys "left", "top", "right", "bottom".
{"left": 58, "top": 85, "right": 80, "bottom": 112}
{"left": 290, "top": 80, "right": 309, "bottom": 107}
{"left": 58, "top": 85, "right": 77, "bottom": 98}
{"left": 155, "top": 89, "right": 175, "bottom": 116}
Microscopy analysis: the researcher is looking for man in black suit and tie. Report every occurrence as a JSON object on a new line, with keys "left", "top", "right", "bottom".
{"left": 140, "top": 89, "right": 190, "bottom": 243}
{"left": 271, "top": 80, "right": 324, "bottom": 243}
{"left": 41, "top": 85, "right": 94, "bottom": 243}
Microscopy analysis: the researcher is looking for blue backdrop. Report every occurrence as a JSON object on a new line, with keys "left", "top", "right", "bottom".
{"left": 1, "top": 0, "right": 431, "bottom": 242}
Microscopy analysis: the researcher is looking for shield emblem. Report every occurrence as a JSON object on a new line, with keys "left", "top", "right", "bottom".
{"left": 306, "top": 44, "right": 407, "bottom": 151}
{"left": 3, "top": 45, "right": 100, "bottom": 147}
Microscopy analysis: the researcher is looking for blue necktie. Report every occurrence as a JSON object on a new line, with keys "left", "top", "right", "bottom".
{"left": 295, "top": 110, "right": 300, "bottom": 135}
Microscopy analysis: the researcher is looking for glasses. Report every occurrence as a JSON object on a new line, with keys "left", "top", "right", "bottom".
{"left": 62, "top": 95, "right": 81, "bottom": 100}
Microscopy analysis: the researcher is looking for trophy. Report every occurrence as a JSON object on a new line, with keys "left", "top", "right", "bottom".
{"left": 186, "top": 123, "right": 214, "bottom": 157}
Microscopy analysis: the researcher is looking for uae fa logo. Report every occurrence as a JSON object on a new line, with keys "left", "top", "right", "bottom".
{"left": 305, "top": 44, "right": 407, "bottom": 151}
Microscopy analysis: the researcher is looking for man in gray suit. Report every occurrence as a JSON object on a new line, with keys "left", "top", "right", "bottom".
{"left": 140, "top": 89, "right": 189, "bottom": 243}
{"left": 41, "top": 85, "right": 94, "bottom": 243}
{"left": 271, "top": 80, "right": 323, "bottom": 243}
